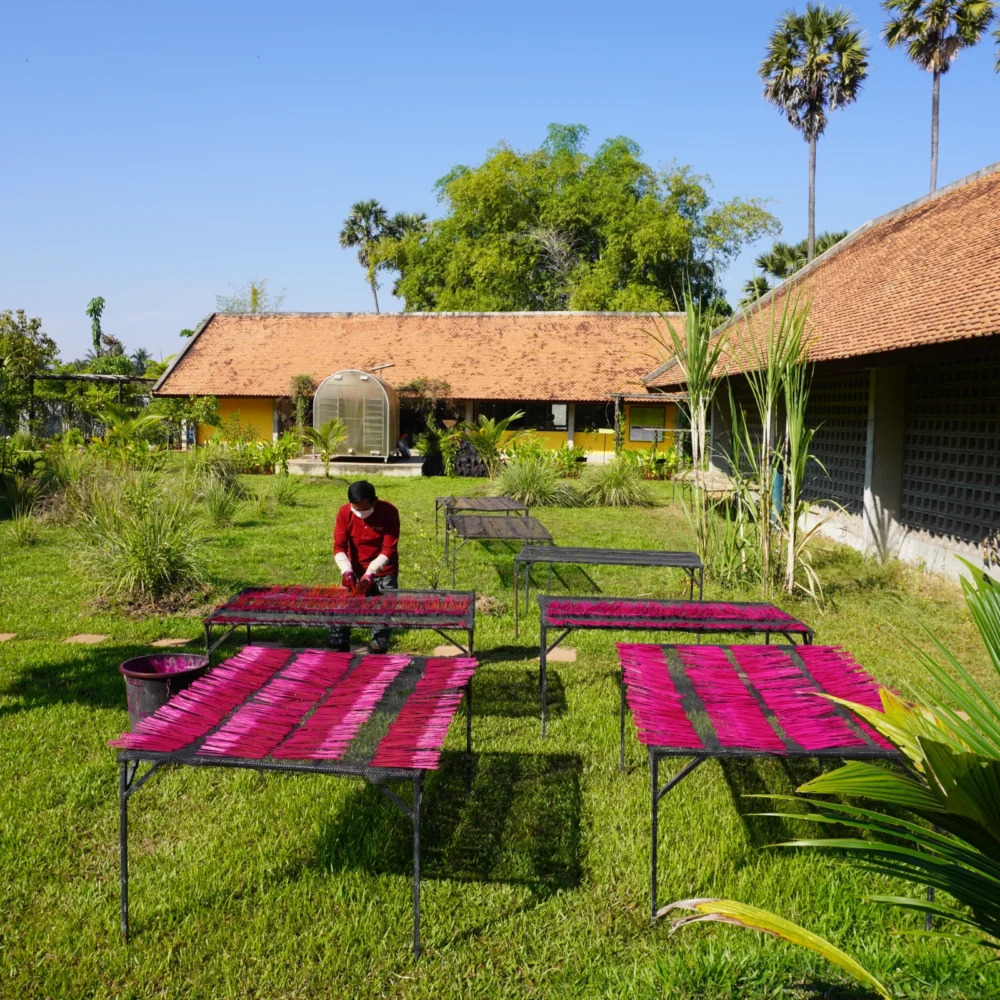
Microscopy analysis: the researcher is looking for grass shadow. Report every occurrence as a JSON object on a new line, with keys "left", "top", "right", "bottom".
{"left": 717, "top": 756, "right": 821, "bottom": 849}
{"left": 313, "top": 751, "right": 583, "bottom": 900}
{"left": 471, "top": 666, "right": 566, "bottom": 719}
{"left": 0, "top": 643, "right": 148, "bottom": 718}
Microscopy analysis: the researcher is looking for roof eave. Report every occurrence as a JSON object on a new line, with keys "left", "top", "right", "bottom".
{"left": 153, "top": 313, "right": 216, "bottom": 394}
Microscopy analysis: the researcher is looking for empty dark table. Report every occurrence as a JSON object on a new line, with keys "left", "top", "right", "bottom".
{"left": 536, "top": 594, "right": 814, "bottom": 740}
{"left": 435, "top": 496, "right": 530, "bottom": 557}
{"left": 512, "top": 546, "right": 705, "bottom": 635}
{"left": 449, "top": 514, "right": 553, "bottom": 586}
{"left": 617, "top": 641, "right": 901, "bottom": 922}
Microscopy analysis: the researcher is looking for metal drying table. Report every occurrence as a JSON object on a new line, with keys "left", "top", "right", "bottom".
{"left": 536, "top": 595, "right": 814, "bottom": 741}
{"left": 512, "top": 546, "right": 705, "bottom": 636}
{"left": 435, "top": 496, "right": 530, "bottom": 556}
{"left": 111, "top": 646, "right": 478, "bottom": 958}
{"left": 616, "top": 642, "right": 902, "bottom": 921}
{"left": 448, "top": 514, "right": 553, "bottom": 587}
{"left": 204, "top": 586, "right": 475, "bottom": 657}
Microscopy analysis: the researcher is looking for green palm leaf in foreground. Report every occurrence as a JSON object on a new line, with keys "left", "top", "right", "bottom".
{"left": 667, "top": 563, "right": 1000, "bottom": 992}
{"left": 302, "top": 418, "right": 347, "bottom": 478}
{"left": 661, "top": 899, "right": 891, "bottom": 999}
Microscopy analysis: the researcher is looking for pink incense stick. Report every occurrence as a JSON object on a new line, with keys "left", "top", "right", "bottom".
{"left": 617, "top": 643, "right": 703, "bottom": 749}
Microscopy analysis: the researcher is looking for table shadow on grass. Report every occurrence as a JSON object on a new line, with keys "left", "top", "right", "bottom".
{"left": 313, "top": 751, "right": 584, "bottom": 901}
{"left": 0, "top": 643, "right": 151, "bottom": 718}
{"left": 717, "top": 756, "right": 825, "bottom": 849}
{"left": 469, "top": 665, "right": 567, "bottom": 719}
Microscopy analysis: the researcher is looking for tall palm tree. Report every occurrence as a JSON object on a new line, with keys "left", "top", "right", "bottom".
{"left": 339, "top": 200, "right": 389, "bottom": 312}
{"left": 130, "top": 348, "right": 152, "bottom": 375}
{"left": 386, "top": 211, "right": 428, "bottom": 239}
{"left": 86, "top": 296, "right": 105, "bottom": 355}
{"left": 761, "top": 5, "right": 869, "bottom": 262}
{"left": 882, "top": 1, "right": 996, "bottom": 193}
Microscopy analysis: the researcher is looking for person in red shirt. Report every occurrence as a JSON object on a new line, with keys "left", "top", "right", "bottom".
{"left": 331, "top": 480, "right": 400, "bottom": 653}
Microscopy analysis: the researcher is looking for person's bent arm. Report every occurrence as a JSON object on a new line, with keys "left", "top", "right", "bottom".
{"left": 333, "top": 508, "right": 354, "bottom": 582}
{"left": 362, "top": 505, "right": 400, "bottom": 579}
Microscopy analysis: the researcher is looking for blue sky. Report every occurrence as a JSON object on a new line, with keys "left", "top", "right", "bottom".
{"left": 5, "top": 1, "right": 999, "bottom": 362}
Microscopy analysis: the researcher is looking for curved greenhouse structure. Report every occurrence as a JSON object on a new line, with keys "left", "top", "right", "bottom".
{"left": 312, "top": 369, "right": 400, "bottom": 462}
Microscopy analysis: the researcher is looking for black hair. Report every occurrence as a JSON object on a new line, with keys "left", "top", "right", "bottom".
{"left": 347, "top": 480, "right": 377, "bottom": 504}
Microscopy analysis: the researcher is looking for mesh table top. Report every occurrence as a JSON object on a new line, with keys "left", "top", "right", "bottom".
{"left": 515, "top": 546, "right": 703, "bottom": 569}
{"left": 437, "top": 496, "right": 529, "bottom": 513}
{"left": 618, "top": 642, "right": 899, "bottom": 759}
{"left": 450, "top": 514, "right": 553, "bottom": 543}
{"left": 204, "top": 586, "right": 475, "bottom": 629}
{"left": 540, "top": 596, "right": 811, "bottom": 634}
{"left": 112, "top": 647, "right": 477, "bottom": 778}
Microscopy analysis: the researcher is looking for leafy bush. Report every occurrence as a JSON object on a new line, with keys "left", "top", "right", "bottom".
{"left": 302, "top": 418, "right": 347, "bottom": 478}
{"left": 502, "top": 432, "right": 549, "bottom": 462}
{"left": 552, "top": 444, "right": 586, "bottom": 478}
{"left": 494, "top": 455, "right": 583, "bottom": 507}
{"left": 75, "top": 476, "right": 204, "bottom": 603}
{"left": 244, "top": 487, "right": 278, "bottom": 521}
{"left": 1, "top": 472, "right": 43, "bottom": 519}
{"left": 581, "top": 457, "right": 656, "bottom": 507}
{"left": 269, "top": 473, "right": 302, "bottom": 507}
{"left": 6, "top": 513, "right": 40, "bottom": 547}
{"left": 201, "top": 479, "right": 241, "bottom": 527}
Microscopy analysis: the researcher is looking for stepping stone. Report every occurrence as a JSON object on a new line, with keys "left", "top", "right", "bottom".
{"left": 541, "top": 646, "right": 577, "bottom": 662}
{"left": 151, "top": 638, "right": 191, "bottom": 648}
{"left": 433, "top": 644, "right": 465, "bottom": 656}
{"left": 0, "top": 633, "right": 15, "bottom": 642}
{"left": 63, "top": 634, "right": 107, "bottom": 645}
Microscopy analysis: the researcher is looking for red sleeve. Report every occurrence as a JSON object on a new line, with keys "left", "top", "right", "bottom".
{"left": 379, "top": 503, "right": 400, "bottom": 561}
{"left": 333, "top": 504, "right": 351, "bottom": 555}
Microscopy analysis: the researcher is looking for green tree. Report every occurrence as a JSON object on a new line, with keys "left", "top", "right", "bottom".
{"left": 130, "top": 348, "right": 153, "bottom": 375}
{"left": 85, "top": 297, "right": 106, "bottom": 355}
{"left": 367, "top": 125, "right": 780, "bottom": 313}
{"left": 0, "top": 310, "right": 58, "bottom": 456}
{"left": 761, "top": 6, "right": 869, "bottom": 262}
{"left": 216, "top": 278, "right": 286, "bottom": 314}
{"left": 339, "top": 200, "right": 390, "bottom": 312}
{"left": 882, "top": 1, "right": 996, "bottom": 193}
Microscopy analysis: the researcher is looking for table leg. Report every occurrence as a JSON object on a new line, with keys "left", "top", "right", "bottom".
{"left": 699, "top": 568, "right": 704, "bottom": 600}
{"left": 412, "top": 776, "right": 422, "bottom": 959}
{"left": 119, "top": 763, "right": 129, "bottom": 942}
{"left": 513, "top": 566, "right": 519, "bottom": 638}
{"left": 688, "top": 571, "right": 693, "bottom": 600}
{"left": 246, "top": 625, "right": 252, "bottom": 644}
{"left": 540, "top": 623, "right": 547, "bottom": 737}
{"left": 650, "top": 749, "right": 658, "bottom": 923}
{"left": 204, "top": 623, "right": 212, "bottom": 657}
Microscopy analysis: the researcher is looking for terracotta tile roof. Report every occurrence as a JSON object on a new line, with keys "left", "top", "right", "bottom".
{"left": 155, "top": 312, "right": 683, "bottom": 401}
{"left": 645, "top": 162, "right": 1000, "bottom": 388}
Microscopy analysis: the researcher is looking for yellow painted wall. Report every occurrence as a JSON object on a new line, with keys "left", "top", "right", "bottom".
{"left": 197, "top": 396, "right": 275, "bottom": 444}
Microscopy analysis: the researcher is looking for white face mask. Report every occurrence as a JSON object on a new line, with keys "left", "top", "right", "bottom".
{"left": 351, "top": 505, "right": 374, "bottom": 520}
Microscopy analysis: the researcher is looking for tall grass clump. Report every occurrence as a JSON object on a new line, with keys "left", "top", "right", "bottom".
{"left": 269, "top": 473, "right": 302, "bottom": 507}
{"left": 75, "top": 476, "right": 204, "bottom": 603}
{"left": 201, "top": 479, "right": 241, "bottom": 528}
{"left": 581, "top": 457, "right": 656, "bottom": 508}
{"left": 5, "top": 513, "right": 40, "bottom": 547}
{"left": 494, "top": 455, "right": 583, "bottom": 507}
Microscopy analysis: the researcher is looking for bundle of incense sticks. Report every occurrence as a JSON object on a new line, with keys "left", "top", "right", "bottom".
{"left": 675, "top": 645, "right": 786, "bottom": 751}
{"left": 796, "top": 646, "right": 896, "bottom": 750}
{"left": 109, "top": 647, "right": 292, "bottom": 752}
{"left": 199, "top": 650, "right": 353, "bottom": 759}
{"left": 369, "top": 658, "right": 477, "bottom": 770}
{"left": 547, "top": 598, "right": 800, "bottom": 624}
{"left": 616, "top": 644, "right": 703, "bottom": 749}
{"left": 729, "top": 646, "right": 866, "bottom": 751}
{"left": 222, "top": 586, "right": 472, "bottom": 618}
{"left": 271, "top": 655, "right": 411, "bottom": 760}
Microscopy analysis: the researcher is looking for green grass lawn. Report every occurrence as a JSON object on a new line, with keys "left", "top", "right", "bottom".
{"left": 1, "top": 474, "right": 998, "bottom": 999}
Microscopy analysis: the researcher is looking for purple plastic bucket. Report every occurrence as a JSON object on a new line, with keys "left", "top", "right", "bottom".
{"left": 119, "top": 653, "right": 209, "bottom": 730}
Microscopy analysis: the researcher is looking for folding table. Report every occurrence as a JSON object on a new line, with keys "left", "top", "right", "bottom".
{"left": 204, "top": 587, "right": 475, "bottom": 658}
{"left": 448, "top": 514, "right": 553, "bottom": 587}
{"left": 536, "top": 595, "right": 814, "bottom": 741}
{"left": 435, "top": 496, "right": 529, "bottom": 557}
{"left": 111, "top": 646, "right": 478, "bottom": 958}
{"left": 512, "top": 546, "right": 705, "bottom": 636}
{"left": 616, "top": 642, "right": 901, "bottom": 920}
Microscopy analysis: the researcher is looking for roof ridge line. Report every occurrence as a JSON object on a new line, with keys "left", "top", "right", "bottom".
{"left": 209, "top": 310, "right": 686, "bottom": 318}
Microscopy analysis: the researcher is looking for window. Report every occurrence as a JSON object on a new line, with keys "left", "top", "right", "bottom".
{"left": 575, "top": 402, "right": 615, "bottom": 433}
{"left": 473, "top": 401, "right": 568, "bottom": 430}
{"left": 629, "top": 405, "right": 667, "bottom": 442}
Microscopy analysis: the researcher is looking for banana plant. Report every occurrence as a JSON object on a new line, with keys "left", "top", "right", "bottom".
{"left": 665, "top": 562, "right": 1000, "bottom": 994}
